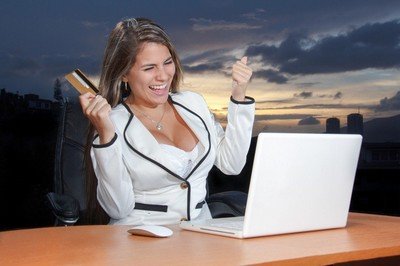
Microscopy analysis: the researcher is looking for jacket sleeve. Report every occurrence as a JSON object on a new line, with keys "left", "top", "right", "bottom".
{"left": 213, "top": 96, "right": 255, "bottom": 175}
{"left": 90, "top": 133, "right": 135, "bottom": 219}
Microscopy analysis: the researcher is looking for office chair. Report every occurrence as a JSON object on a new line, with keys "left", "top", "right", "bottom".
{"left": 46, "top": 100, "right": 88, "bottom": 225}
{"left": 46, "top": 99, "right": 249, "bottom": 226}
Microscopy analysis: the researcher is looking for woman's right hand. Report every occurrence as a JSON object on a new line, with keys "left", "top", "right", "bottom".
{"left": 79, "top": 93, "right": 115, "bottom": 144}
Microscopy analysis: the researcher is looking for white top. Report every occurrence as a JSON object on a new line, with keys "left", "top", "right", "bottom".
{"left": 159, "top": 142, "right": 204, "bottom": 178}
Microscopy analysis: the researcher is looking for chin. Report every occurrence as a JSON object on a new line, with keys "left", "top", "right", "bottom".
{"left": 149, "top": 88, "right": 170, "bottom": 102}
{"left": 148, "top": 94, "right": 169, "bottom": 106}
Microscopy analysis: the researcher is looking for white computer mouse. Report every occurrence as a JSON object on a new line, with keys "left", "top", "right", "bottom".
{"left": 127, "top": 225, "right": 173, "bottom": 238}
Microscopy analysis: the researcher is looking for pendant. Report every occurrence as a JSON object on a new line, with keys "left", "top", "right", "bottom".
{"left": 156, "top": 122, "right": 163, "bottom": 131}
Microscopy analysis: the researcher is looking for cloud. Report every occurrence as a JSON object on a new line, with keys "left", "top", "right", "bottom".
{"left": 183, "top": 62, "right": 224, "bottom": 73}
{"left": 0, "top": 52, "right": 100, "bottom": 98}
{"left": 256, "top": 98, "right": 295, "bottom": 104}
{"left": 375, "top": 91, "right": 400, "bottom": 111}
{"left": 241, "top": 8, "right": 267, "bottom": 22}
{"left": 298, "top": 116, "right": 321, "bottom": 125}
{"left": 181, "top": 48, "right": 236, "bottom": 74}
{"left": 246, "top": 20, "right": 400, "bottom": 78}
{"left": 190, "top": 18, "right": 262, "bottom": 32}
{"left": 295, "top": 82, "right": 320, "bottom": 88}
{"left": 0, "top": 55, "right": 41, "bottom": 77}
{"left": 257, "top": 102, "right": 376, "bottom": 110}
{"left": 294, "top": 91, "right": 313, "bottom": 99}
{"left": 253, "top": 69, "right": 289, "bottom": 84}
{"left": 181, "top": 49, "right": 230, "bottom": 65}
{"left": 292, "top": 91, "right": 343, "bottom": 100}
{"left": 256, "top": 113, "right": 318, "bottom": 121}
{"left": 316, "top": 91, "right": 343, "bottom": 99}
{"left": 333, "top": 91, "right": 343, "bottom": 99}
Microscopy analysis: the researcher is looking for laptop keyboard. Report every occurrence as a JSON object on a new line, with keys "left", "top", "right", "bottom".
{"left": 208, "top": 220, "right": 244, "bottom": 230}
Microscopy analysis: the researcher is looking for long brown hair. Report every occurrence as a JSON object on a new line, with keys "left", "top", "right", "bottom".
{"left": 84, "top": 17, "right": 184, "bottom": 224}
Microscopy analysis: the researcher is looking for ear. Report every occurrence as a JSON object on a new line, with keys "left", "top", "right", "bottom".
{"left": 122, "top": 76, "right": 128, "bottom": 83}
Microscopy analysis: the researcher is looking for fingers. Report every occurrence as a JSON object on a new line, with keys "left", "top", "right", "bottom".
{"left": 79, "top": 93, "right": 111, "bottom": 122}
{"left": 79, "top": 92, "right": 96, "bottom": 112}
{"left": 231, "top": 56, "right": 252, "bottom": 101}
{"left": 84, "top": 95, "right": 111, "bottom": 119}
{"left": 232, "top": 57, "right": 252, "bottom": 85}
{"left": 79, "top": 93, "right": 115, "bottom": 144}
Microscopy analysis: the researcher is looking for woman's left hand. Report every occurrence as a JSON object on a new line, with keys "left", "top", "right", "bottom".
{"left": 231, "top": 56, "right": 253, "bottom": 101}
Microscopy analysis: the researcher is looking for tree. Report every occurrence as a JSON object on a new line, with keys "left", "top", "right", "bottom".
{"left": 53, "top": 78, "right": 63, "bottom": 103}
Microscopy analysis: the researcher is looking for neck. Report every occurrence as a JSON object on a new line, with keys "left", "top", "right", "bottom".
{"left": 127, "top": 95, "right": 167, "bottom": 110}
{"left": 126, "top": 96, "right": 169, "bottom": 120}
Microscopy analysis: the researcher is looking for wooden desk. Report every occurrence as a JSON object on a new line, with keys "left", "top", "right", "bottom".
{"left": 1, "top": 213, "right": 400, "bottom": 265}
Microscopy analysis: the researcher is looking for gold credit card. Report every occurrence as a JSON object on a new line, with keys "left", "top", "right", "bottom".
{"left": 65, "top": 69, "right": 99, "bottom": 94}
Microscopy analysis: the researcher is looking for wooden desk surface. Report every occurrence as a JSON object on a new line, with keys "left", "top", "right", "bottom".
{"left": 1, "top": 213, "right": 400, "bottom": 265}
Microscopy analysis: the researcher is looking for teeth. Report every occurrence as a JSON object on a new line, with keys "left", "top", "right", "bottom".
{"left": 149, "top": 84, "right": 167, "bottom": 90}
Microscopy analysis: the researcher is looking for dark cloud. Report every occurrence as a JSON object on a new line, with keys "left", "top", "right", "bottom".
{"left": 246, "top": 34, "right": 305, "bottom": 67}
{"left": 317, "top": 91, "right": 343, "bottom": 99}
{"left": 0, "top": 53, "right": 100, "bottom": 98}
{"left": 181, "top": 48, "right": 234, "bottom": 74}
{"left": 257, "top": 102, "right": 376, "bottom": 110}
{"left": 0, "top": 55, "right": 41, "bottom": 77}
{"left": 295, "top": 82, "right": 320, "bottom": 88}
{"left": 216, "top": 112, "right": 312, "bottom": 127}
{"left": 334, "top": 91, "right": 343, "bottom": 99}
{"left": 253, "top": 69, "right": 289, "bottom": 84}
{"left": 292, "top": 91, "right": 343, "bottom": 100}
{"left": 294, "top": 91, "right": 313, "bottom": 99}
{"left": 183, "top": 62, "right": 224, "bottom": 73}
{"left": 181, "top": 49, "right": 229, "bottom": 65}
{"left": 190, "top": 18, "right": 262, "bottom": 32}
{"left": 256, "top": 114, "right": 318, "bottom": 121}
{"left": 375, "top": 91, "right": 400, "bottom": 111}
{"left": 256, "top": 98, "right": 295, "bottom": 104}
{"left": 241, "top": 8, "right": 267, "bottom": 22}
{"left": 246, "top": 20, "right": 400, "bottom": 80}
{"left": 298, "top": 116, "right": 321, "bottom": 125}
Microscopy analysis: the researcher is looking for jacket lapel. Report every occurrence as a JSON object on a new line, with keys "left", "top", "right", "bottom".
{"left": 122, "top": 95, "right": 211, "bottom": 179}
{"left": 171, "top": 101, "right": 209, "bottom": 158}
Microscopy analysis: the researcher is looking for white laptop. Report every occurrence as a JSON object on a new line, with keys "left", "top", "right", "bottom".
{"left": 180, "top": 133, "right": 363, "bottom": 238}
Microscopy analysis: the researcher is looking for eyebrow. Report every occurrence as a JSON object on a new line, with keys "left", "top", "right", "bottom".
{"left": 140, "top": 56, "right": 173, "bottom": 69}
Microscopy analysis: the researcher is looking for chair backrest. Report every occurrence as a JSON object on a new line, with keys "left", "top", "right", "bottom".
{"left": 53, "top": 100, "right": 89, "bottom": 217}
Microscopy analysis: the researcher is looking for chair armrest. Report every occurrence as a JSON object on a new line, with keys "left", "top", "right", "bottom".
{"left": 207, "top": 191, "right": 247, "bottom": 218}
{"left": 46, "top": 192, "right": 80, "bottom": 225}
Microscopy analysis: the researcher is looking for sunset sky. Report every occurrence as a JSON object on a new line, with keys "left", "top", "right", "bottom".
{"left": 1, "top": 0, "right": 400, "bottom": 134}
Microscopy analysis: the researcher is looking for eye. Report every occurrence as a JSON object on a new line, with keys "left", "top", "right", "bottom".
{"left": 164, "top": 59, "right": 173, "bottom": 65}
{"left": 143, "top": 67, "right": 154, "bottom": 71}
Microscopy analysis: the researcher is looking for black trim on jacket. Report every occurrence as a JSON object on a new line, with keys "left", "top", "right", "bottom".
{"left": 133, "top": 200, "right": 206, "bottom": 212}
{"left": 92, "top": 133, "right": 118, "bottom": 148}
{"left": 230, "top": 95, "right": 255, "bottom": 105}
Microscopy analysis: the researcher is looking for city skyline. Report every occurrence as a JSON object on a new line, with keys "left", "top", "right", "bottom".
{"left": 1, "top": 0, "right": 400, "bottom": 134}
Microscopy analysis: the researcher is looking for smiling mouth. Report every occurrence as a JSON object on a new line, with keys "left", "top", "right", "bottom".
{"left": 149, "top": 84, "right": 167, "bottom": 91}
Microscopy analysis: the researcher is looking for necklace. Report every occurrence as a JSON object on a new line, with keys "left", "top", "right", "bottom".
{"left": 131, "top": 105, "right": 167, "bottom": 131}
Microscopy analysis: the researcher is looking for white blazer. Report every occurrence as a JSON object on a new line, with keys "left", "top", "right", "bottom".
{"left": 91, "top": 91, "right": 255, "bottom": 225}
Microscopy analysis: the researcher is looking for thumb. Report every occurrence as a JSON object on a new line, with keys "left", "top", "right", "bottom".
{"left": 241, "top": 56, "right": 248, "bottom": 65}
{"left": 79, "top": 92, "right": 95, "bottom": 110}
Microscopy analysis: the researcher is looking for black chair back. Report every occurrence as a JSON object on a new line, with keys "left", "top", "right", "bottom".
{"left": 47, "top": 100, "right": 88, "bottom": 225}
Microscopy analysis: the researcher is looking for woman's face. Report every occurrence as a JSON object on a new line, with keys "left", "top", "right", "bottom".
{"left": 124, "top": 42, "right": 176, "bottom": 107}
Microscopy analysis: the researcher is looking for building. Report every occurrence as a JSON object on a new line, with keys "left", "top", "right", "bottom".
{"left": 24, "top": 93, "right": 52, "bottom": 111}
{"left": 326, "top": 117, "right": 340, "bottom": 133}
{"left": 347, "top": 113, "right": 364, "bottom": 135}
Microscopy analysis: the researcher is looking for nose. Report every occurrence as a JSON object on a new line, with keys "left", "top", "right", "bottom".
{"left": 155, "top": 67, "right": 168, "bottom": 81}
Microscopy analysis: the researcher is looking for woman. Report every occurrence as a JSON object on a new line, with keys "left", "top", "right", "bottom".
{"left": 79, "top": 18, "right": 255, "bottom": 225}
